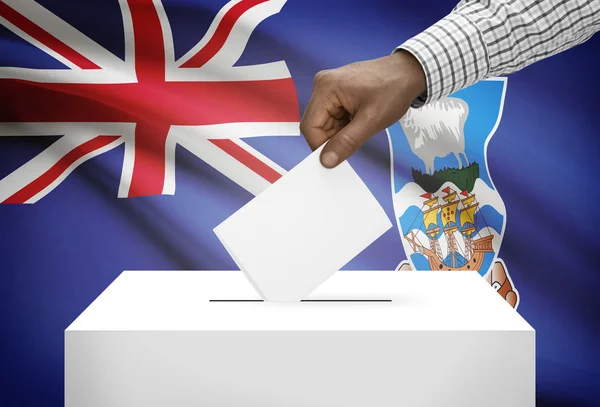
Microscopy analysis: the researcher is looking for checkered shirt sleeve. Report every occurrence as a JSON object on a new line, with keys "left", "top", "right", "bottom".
{"left": 398, "top": 0, "right": 600, "bottom": 107}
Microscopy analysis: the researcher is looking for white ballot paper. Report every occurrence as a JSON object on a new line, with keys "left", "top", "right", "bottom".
{"left": 214, "top": 145, "right": 392, "bottom": 301}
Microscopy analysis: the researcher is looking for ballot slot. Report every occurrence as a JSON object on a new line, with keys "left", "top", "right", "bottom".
{"left": 209, "top": 299, "right": 393, "bottom": 302}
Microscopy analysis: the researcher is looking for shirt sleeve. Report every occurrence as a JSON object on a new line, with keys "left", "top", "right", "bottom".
{"left": 397, "top": 0, "right": 600, "bottom": 108}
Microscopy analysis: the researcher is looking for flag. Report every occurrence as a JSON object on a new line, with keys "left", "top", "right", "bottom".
{"left": 0, "top": 0, "right": 299, "bottom": 202}
{"left": 0, "top": 1, "right": 599, "bottom": 406}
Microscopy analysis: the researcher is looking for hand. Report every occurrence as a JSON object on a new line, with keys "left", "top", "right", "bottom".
{"left": 300, "top": 50, "right": 426, "bottom": 168}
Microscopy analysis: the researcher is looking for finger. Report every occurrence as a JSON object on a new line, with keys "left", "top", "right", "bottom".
{"left": 320, "top": 111, "right": 377, "bottom": 168}
{"left": 300, "top": 84, "right": 333, "bottom": 151}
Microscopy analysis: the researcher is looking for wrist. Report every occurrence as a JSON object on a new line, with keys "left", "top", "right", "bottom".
{"left": 387, "top": 50, "right": 427, "bottom": 104}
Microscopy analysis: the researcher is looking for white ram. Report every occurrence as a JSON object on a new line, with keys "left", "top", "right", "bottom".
{"left": 400, "top": 97, "right": 469, "bottom": 175}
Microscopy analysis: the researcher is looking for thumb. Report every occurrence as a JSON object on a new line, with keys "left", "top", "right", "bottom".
{"left": 320, "top": 111, "right": 377, "bottom": 168}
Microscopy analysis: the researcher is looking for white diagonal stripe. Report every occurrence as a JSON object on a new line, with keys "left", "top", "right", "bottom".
{"left": 231, "top": 138, "right": 287, "bottom": 175}
{"left": 3, "top": 0, "right": 126, "bottom": 71}
{"left": 174, "top": 129, "right": 272, "bottom": 196}
{"left": 197, "top": 0, "right": 287, "bottom": 69}
{"left": 0, "top": 132, "right": 123, "bottom": 203}
{"left": 0, "top": 15, "right": 79, "bottom": 70}
{"left": 176, "top": 0, "right": 243, "bottom": 67}
{"left": 27, "top": 136, "right": 124, "bottom": 203}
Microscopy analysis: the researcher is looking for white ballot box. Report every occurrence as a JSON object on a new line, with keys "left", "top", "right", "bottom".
{"left": 65, "top": 270, "right": 535, "bottom": 407}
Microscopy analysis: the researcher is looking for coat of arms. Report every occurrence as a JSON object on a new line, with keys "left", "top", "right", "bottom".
{"left": 387, "top": 78, "right": 519, "bottom": 308}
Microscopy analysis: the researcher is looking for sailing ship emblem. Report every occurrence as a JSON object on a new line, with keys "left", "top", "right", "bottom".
{"left": 404, "top": 188, "right": 494, "bottom": 271}
{"left": 387, "top": 78, "right": 519, "bottom": 308}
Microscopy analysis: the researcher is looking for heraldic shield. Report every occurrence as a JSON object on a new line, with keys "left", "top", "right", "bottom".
{"left": 387, "top": 78, "right": 519, "bottom": 308}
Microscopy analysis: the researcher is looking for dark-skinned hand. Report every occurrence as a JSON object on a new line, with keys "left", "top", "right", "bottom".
{"left": 300, "top": 50, "right": 427, "bottom": 168}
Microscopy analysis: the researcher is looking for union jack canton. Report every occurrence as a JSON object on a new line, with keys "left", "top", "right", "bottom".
{"left": 0, "top": 0, "right": 300, "bottom": 203}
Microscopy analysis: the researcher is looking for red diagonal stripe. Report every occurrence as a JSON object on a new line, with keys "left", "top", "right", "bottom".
{"left": 210, "top": 139, "right": 282, "bottom": 184}
{"left": 181, "top": 0, "right": 268, "bottom": 68}
{"left": 3, "top": 136, "right": 120, "bottom": 204}
{"left": 0, "top": 2, "right": 100, "bottom": 69}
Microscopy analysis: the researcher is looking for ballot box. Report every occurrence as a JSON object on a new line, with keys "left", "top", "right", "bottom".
{"left": 65, "top": 270, "right": 535, "bottom": 407}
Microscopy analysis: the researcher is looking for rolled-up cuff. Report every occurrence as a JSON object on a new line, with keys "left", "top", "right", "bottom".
{"left": 395, "top": 11, "right": 490, "bottom": 108}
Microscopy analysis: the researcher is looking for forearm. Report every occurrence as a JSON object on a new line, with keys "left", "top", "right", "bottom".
{"left": 398, "top": 0, "right": 600, "bottom": 107}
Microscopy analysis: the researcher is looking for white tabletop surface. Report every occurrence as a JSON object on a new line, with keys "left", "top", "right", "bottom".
{"left": 67, "top": 270, "right": 533, "bottom": 332}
